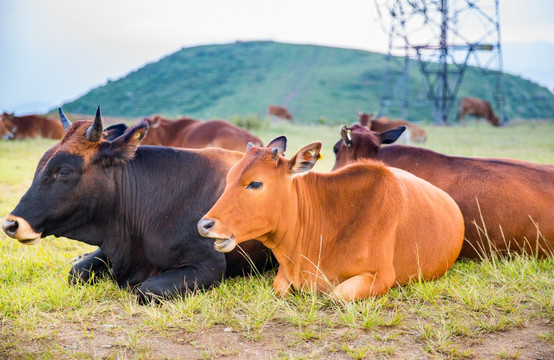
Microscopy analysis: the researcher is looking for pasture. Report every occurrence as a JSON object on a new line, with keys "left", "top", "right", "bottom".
{"left": 0, "top": 119, "right": 553, "bottom": 359}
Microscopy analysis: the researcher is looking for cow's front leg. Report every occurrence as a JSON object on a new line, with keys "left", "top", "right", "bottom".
{"left": 137, "top": 258, "right": 225, "bottom": 304}
{"left": 272, "top": 267, "right": 292, "bottom": 297}
{"left": 331, "top": 268, "right": 396, "bottom": 301}
{"left": 68, "top": 248, "right": 111, "bottom": 285}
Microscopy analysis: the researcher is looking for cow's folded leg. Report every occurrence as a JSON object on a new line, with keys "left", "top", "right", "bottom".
{"left": 68, "top": 248, "right": 111, "bottom": 285}
{"left": 137, "top": 260, "right": 225, "bottom": 304}
{"left": 331, "top": 269, "right": 396, "bottom": 301}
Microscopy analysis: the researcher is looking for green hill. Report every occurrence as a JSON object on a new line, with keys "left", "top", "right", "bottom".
{"left": 61, "top": 41, "right": 554, "bottom": 124}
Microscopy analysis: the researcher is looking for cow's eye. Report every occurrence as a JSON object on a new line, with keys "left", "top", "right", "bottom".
{"left": 57, "top": 167, "right": 72, "bottom": 179}
{"left": 246, "top": 181, "right": 262, "bottom": 190}
{"left": 333, "top": 146, "right": 339, "bottom": 155}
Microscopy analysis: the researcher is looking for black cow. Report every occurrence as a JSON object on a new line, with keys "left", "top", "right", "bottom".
{"left": 2, "top": 106, "right": 273, "bottom": 302}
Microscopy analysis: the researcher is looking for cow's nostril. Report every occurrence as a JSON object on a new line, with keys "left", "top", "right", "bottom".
{"left": 197, "top": 219, "right": 215, "bottom": 236}
{"left": 2, "top": 219, "right": 19, "bottom": 237}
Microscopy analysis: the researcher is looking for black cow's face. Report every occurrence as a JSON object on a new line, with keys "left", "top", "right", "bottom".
{"left": 2, "top": 107, "right": 147, "bottom": 245}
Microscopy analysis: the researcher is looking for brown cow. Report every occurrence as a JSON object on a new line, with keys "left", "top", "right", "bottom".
{"left": 457, "top": 97, "right": 501, "bottom": 126}
{"left": 268, "top": 105, "right": 293, "bottom": 122}
{"left": 198, "top": 137, "right": 464, "bottom": 301}
{"left": 0, "top": 112, "right": 64, "bottom": 140}
{"left": 358, "top": 112, "right": 427, "bottom": 143}
{"left": 140, "top": 115, "right": 263, "bottom": 151}
{"left": 333, "top": 124, "right": 554, "bottom": 258}
{"left": 0, "top": 115, "right": 16, "bottom": 140}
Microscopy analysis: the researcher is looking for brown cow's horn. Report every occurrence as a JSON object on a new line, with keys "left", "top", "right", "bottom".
{"left": 271, "top": 147, "right": 279, "bottom": 160}
{"left": 340, "top": 125, "right": 352, "bottom": 146}
{"left": 247, "top": 142, "right": 255, "bottom": 150}
{"left": 85, "top": 105, "right": 104, "bottom": 142}
{"left": 58, "top": 108, "right": 72, "bottom": 130}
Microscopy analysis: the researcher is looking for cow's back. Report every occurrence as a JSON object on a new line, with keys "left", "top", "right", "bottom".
{"left": 389, "top": 168, "right": 464, "bottom": 283}
{"left": 378, "top": 146, "right": 554, "bottom": 257}
{"left": 182, "top": 120, "right": 263, "bottom": 151}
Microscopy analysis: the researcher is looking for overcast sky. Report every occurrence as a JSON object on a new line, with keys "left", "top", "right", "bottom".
{"left": 1, "top": 0, "right": 553, "bottom": 114}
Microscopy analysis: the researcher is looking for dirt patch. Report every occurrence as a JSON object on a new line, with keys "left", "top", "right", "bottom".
{"left": 3, "top": 315, "right": 552, "bottom": 359}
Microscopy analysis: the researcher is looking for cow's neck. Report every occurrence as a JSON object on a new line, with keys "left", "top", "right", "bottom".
{"left": 264, "top": 172, "right": 349, "bottom": 287}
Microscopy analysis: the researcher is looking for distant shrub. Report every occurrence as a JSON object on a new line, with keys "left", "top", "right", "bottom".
{"left": 229, "top": 114, "right": 270, "bottom": 131}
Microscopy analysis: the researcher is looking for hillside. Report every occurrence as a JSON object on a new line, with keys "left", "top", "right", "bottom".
{"left": 61, "top": 41, "right": 554, "bottom": 124}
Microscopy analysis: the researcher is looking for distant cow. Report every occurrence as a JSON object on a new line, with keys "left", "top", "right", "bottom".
{"left": 0, "top": 112, "right": 64, "bottom": 140}
{"left": 268, "top": 105, "right": 293, "bottom": 122}
{"left": 358, "top": 112, "right": 427, "bottom": 143}
{"left": 0, "top": 115, "right": 16, "bottom": 140}
{"left": 198, "top": 137, "right": 464, "bottom": 301}
{"left": 140, "top": 115, "right": 263, "bottom": 151}
{"left": 333, "top": 124, "right": 554, "bottom": 258}
{"left": 457, "top": 97, "right": 501, "bottom": 126}
{"left": 2, "top": 107, "right": 273, "bottom": 303}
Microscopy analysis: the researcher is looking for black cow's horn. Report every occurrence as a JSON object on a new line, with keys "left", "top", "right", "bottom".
{"left": 86, "top": 105, "right": 104, "bottom": 142}
{"left": 58, "top": 108, "right": 72, "bottom": 130}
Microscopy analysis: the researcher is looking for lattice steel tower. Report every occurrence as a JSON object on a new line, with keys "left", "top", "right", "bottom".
{"left": 374, "top": 0, "right": 506, "bottom": 124}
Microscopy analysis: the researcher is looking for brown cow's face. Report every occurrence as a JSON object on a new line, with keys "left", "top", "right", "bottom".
{"left": 2, "top": 108, "right": 148, "bottom": 244}
{"left": 198, "top": 137, "right": 322, "bottom": 252}
{"left": 357, "top": 112, "right": 373, "bottom": 127}
{"left": 0, "top": 115, "right": 17, "bottom": 140}
{"left": 333, "top": 124, "right": 406, "bottom": 170}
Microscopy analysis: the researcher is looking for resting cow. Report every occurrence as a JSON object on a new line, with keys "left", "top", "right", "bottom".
{"left": 140, "top": 115, "right": 263, "bottom": 151}
{"left": 198, "top": 137, "right": 464, "bottom": 301}
{"left": 333, "top": 124, "right": 554, "bottom": 258}
{"left": 0, "top": 112, "right": 64, "bottom": 140}
{"left": 358, "top": 112, "right": 427, "bottom": 143}
{"left": 2, "top": 107, "right": 273, "bottom": 303}
{"left": 456, "top": 97, "right": 501, "bottom": 126}
{"left": 268, "top": 105, "right": 293, "bottom": 122}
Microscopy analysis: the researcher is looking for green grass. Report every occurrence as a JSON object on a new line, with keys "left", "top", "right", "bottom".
{"left": 0, "top": 120, "right": 553, "bottom": 359}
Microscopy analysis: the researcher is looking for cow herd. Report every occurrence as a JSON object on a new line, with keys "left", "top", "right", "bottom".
{"left": 2, "top": 105, "right": 553, "bottom": 303}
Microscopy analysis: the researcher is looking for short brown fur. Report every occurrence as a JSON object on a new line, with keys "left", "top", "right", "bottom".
{"left": 333, "top": 124, "right": 554, "bottom": 258}
{"left": 457, "top": 97, "right": 500, "bottom": 126}
{"left": 140, "top": 115, "right": 263, "bottom": 151}
{"left": 268, "top": 105, "right": 293, "bottom": 122}
{"left": 357, "top": 112, "right": 427, "bottom": 143}
{"left": 1, "top": 113, "right": 64, "bottom": 140}
{"left": 200, "top": 140, "right": 464, "bottom": 301}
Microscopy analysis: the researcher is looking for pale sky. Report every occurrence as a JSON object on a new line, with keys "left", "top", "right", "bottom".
{"left": 1, "top": 0, "right": 553, "bottom": 114}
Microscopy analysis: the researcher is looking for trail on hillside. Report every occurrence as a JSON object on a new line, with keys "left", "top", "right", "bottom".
{"left": 281, "top": 46, "right": 323, "bottom": 108}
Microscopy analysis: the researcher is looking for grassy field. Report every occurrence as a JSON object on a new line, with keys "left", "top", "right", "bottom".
{"left": 0, "top": 119, "right": 553, "bottom": 359}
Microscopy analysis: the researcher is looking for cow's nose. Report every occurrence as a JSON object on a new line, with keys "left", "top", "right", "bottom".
{"left": 197, "top": 219, "right": 215, "bottom": 237}
{"left": 2, "top": 219, "right": 19, "bottom": 237}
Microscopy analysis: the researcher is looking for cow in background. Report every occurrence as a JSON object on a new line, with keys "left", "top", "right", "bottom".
{"left": 0, "top": 112, "right": 64, "bottom": 140}
{"left": 357, "top": 112, "right": 427, "bottom": 143}
{"left": 268, "top": 105, "right": 293, "bottom": 122}
{"left": 333, "top": 124, "right": 554, "bottom": 259}
{"left": 141, "top": 115, "right": 263, "bottom": 151}
{"left": 2, "top": 107, "right": 274, "bottom": 303}
{"left": 0, "top": 115, "right": 16, "bottom": 140}
{"left": 456, "top": 97, "right": 501, "bottom": 126}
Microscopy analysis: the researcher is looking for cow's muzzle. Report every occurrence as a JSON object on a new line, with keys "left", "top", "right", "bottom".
{"left": 197, "top": 218, "right": 237, "bottom": 252}
{"left": 2, "top": 214, "right": 42, "bottom": 245}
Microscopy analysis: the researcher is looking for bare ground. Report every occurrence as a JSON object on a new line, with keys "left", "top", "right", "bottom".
{"left": 2, "top": 311, "right": 552, "bottom": 359}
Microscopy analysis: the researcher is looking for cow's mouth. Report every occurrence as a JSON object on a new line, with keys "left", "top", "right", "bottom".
{"left": 2, "top": 215, "right": 42, "bottom": 244}
{"left": 18, "top": 237, "right": 41, "bottom": 245}
{"left": 214, "top": 236, "right": 236, "bottom": 253}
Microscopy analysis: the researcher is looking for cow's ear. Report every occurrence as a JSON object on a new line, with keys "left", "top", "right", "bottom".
{"left": 96, "top": 122, "right": 149, "bottom": 165}
{"left": 379, "top": 126, "right": 406, "bottom": 145}
{"left": 266, "top": 136, "right": 287, "bottom": 156}
{"left": 288, "top": 142, "right": 322, "bottom": 174}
